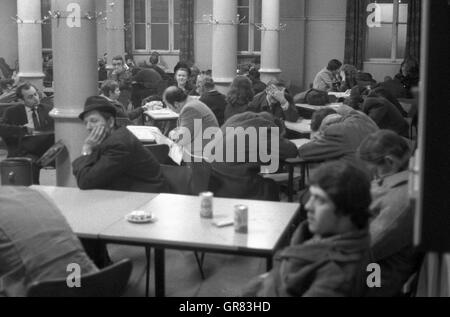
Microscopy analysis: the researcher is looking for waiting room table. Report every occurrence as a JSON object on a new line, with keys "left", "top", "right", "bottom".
{"left": 30, "top": 185, "right": 158, "bottom": 239}
{"left": 144, "top": 109, "right": 179, "bottom": 121}
{"left": 99, "top": 193, "right": 300, "bottom": 297}
{"left": 285, "top": 119, "right": 312, "bottom": 135}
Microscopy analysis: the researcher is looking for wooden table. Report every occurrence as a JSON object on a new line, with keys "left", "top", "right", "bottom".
{"left": 99, "top": 193, "right": 300, "bottom": 297}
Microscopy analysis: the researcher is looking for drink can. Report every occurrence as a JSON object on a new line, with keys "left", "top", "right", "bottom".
{"left": 234, "top": 204, "right": 248, "bottom": 233}
{"left": 200, "top": 192, "right": 213, "bottom": 218}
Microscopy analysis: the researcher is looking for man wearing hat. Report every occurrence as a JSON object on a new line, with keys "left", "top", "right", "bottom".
{"left": 72, "top": 96, "right": 167, "bottom": 194}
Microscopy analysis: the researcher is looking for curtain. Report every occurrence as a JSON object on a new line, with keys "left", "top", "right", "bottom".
{"left": 124, "top": 0, "right": 132, "bottom": 56}
{"left": 179, "top": 0, "right": 195, "bottom": 64}
{"left": 344, "top": 0, "right": 368, "bottom": 70}
{"left": 405, "top": 0, "right": 421, "bottom": 61}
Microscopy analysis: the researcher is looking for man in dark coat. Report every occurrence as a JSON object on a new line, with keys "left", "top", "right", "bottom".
{"left": 0, "top": 83, "right": 54, "bottom": 183}
{"left": 362, "top": 96, "right": 409, "bottom": 138}
{"left": 72, "top": 96, "right": 166, "bottom": 193}
{"left": 247, "top": 79, "right": 299, "bottom": 123}
{"left": 197, "top": 74, "right": 227, "bottom": 126}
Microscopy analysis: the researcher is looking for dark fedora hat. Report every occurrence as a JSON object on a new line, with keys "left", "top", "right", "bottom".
{"left": 79, "top": 96, "right": 117, "bottom": 120}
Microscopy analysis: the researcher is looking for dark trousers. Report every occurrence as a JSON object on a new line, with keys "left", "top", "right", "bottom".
{"left": 80, "top": 238, "right": 112, "bottom": 269}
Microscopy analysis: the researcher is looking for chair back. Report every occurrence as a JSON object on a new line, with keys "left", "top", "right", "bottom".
{"left": 27, "top": 258, "right": 132, "bottom": 297}
{"left": 0, "top": 157, "right": 33, "bottom": 186}
{"left": 144, "top": 143, "right": 170, "bottom": 164}
{"left": 160, "top": 164, "right": 211, "bottom": 195}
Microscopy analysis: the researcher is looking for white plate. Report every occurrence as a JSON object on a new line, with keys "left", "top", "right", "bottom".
{"left": 125, "top": 214, "right": 156, "bottom": 224}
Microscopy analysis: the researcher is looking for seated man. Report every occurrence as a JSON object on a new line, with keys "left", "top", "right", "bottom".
{"left": 163, "top": 86, "right": 219, "bottom": 162}
{"left": 108, "top": 55, "right": 132, "bottom": 108}
{"left": 313, "top": 59, "right": 342, "bottom": 92}
{"left": 247, "top": 79, "right": 299, "bottom": 123}
{"left": 206, "top": 111, "right": 298, "bottom": 201}
{"left": 0, "top": 83, "right": 55, "bottom": 183}
{"left": 100, "top": 80, "right": 146, "bottom": 123}
{"left": 358, "top": 130, "right": 423, "bottom": 297}
{"left": 197, "top": 74, "right": 227, "bottom": 126}
{"left": 0, "top": 186, "right": 97, "bottom": 297}
{"left": 361, "top": 95, "right": 409, "bottom": 138}
{"left": 72, "top": 96, "right": 167, "bottom": 193}
{"left": 242, "top": 161, "right": 371, "bottom": 296}
{"left": 298, "top": 105, "right": 379, "bottom": 169}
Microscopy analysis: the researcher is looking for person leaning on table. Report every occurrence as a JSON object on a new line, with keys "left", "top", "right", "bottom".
{"left": 0, "top": 186, "right": 97, "bottom": 297}
{"left": 72, "top": 96, "right": 167, "bottom": 193}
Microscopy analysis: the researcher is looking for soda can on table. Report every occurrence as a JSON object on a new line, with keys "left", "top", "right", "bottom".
{"left": 200, "top": 192, "right": 213, "bottom": 218}
{"left": 234, "top": 204, "right": 248, "bottom": 233}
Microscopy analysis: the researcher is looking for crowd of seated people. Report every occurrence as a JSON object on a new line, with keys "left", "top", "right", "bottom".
{"left": 0, "top": 52, "right": 424, "bottom": 297}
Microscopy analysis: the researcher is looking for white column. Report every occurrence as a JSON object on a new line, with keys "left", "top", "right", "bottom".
{"left": 17, "top": 0, "right": 45, "bottom": 89}
{"left": 50, "top": 0, "right": 98, "bottom": 187}
{"left": 211, "top": 0, "right": 237, "bottom": 95}
{"left": 106, "top": 0, "right": 125, "bottom": 64}
{"left": 259, "top": 0, "right": 282, "bottom": 83}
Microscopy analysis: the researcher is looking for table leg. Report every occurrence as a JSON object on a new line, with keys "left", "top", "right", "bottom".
{"left": 300, "top": 163, "right": 306, "bottom": 190}
{"left": 266, "top": 256, "right": 273, "bottom": 271}
{"left": 145, "top": 246, "right": 151, "bottom": 297}
{"left": 287, "top": 164, "right": 294, "bottom": 202}
{"left": 154, "top": 247, "right": 165, "bottom": 297}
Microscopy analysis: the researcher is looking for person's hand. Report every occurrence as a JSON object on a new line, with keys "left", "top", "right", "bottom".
{"left": 168, "top": 129, "right": 180, "bottom": 142}
{"left": 82, "top": 126, "right": 106, "bottom": 155}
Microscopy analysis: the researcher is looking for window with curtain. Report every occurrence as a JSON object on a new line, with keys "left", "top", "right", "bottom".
{"left": 365, "top": 0, "right": 408, "bottom": 61}
{"left": 132, "top": 0, "right": 180, "bottom": 52}
{"left": 41, "top": 0, "right": 52, "bottom": 51}
{"left": 237, "top": 0, "right": 262, "bottom": 54}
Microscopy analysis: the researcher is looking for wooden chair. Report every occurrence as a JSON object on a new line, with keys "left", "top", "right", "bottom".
{"left": 27, "top": 258, "right": 133, "bottom": 297}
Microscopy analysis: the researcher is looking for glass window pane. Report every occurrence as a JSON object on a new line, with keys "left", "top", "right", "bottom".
{"left": 379, "top": 4, "right": 394, "bottom": 23}
{"left": 254, "top": 27, "right": 261, "bottom": 52}
{"left": 238, "top": 8, "right": 249, "bottom": 23}
{"left": 135, "top": 0, "right": 146, "bottom": 23}
{"left": 135, "top": 24, "right": 146, "bottom": 50}
{"left": 397, "top": 24, "right": 407, "bottom": 59}
{"left": 238, "top": 0, "right": 249, "bottom": 7}
{"left": 398, "top": 3, "right": 408, "bottom": 24}
{"left": 174, "top": 0, "right": 181, "bottom": 22}
{"left": 174, "top": 23, "right": 180, "bottom": 50}
{"left": 366, "top": 24, "right": 392, "bottom": 59}
{"left": 151, "top": 24, "right": 169, "bottom": 50}
{"left": 254, "top": 0, "right": 262, "bottom": 24}
{"left": 151, "top": 0, "right": 169, "bottom": 23}
{"left": 238, "top": 25, "right": 249, "bottom": 52}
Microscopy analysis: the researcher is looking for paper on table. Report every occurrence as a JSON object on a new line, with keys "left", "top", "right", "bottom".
{"left": 290, "top": 138, "right": 311, "bottom": 149}
{"left": 126, "top": 126, "right": 161, "bottom": 142}
{"left": 145, "top": 109, "right": 179, "bottom": 119}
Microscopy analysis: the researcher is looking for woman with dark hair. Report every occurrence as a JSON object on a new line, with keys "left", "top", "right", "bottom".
{"left": 339, "top": 64, "right": 358, "bottom": 92}
{"left": 242, "top": 161, "right": 371, "bottom": 297}
{"left": 172, "top": 62, "right": 195, "bottom": 95}
{"left": 358, "top": 130, "right": 422, "bottom": 297}
{"left": 224, "top": 76, "right": 254, "bottom": 121}
{"left": 394, "top": 57, "right": 420, "bottom": 98}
